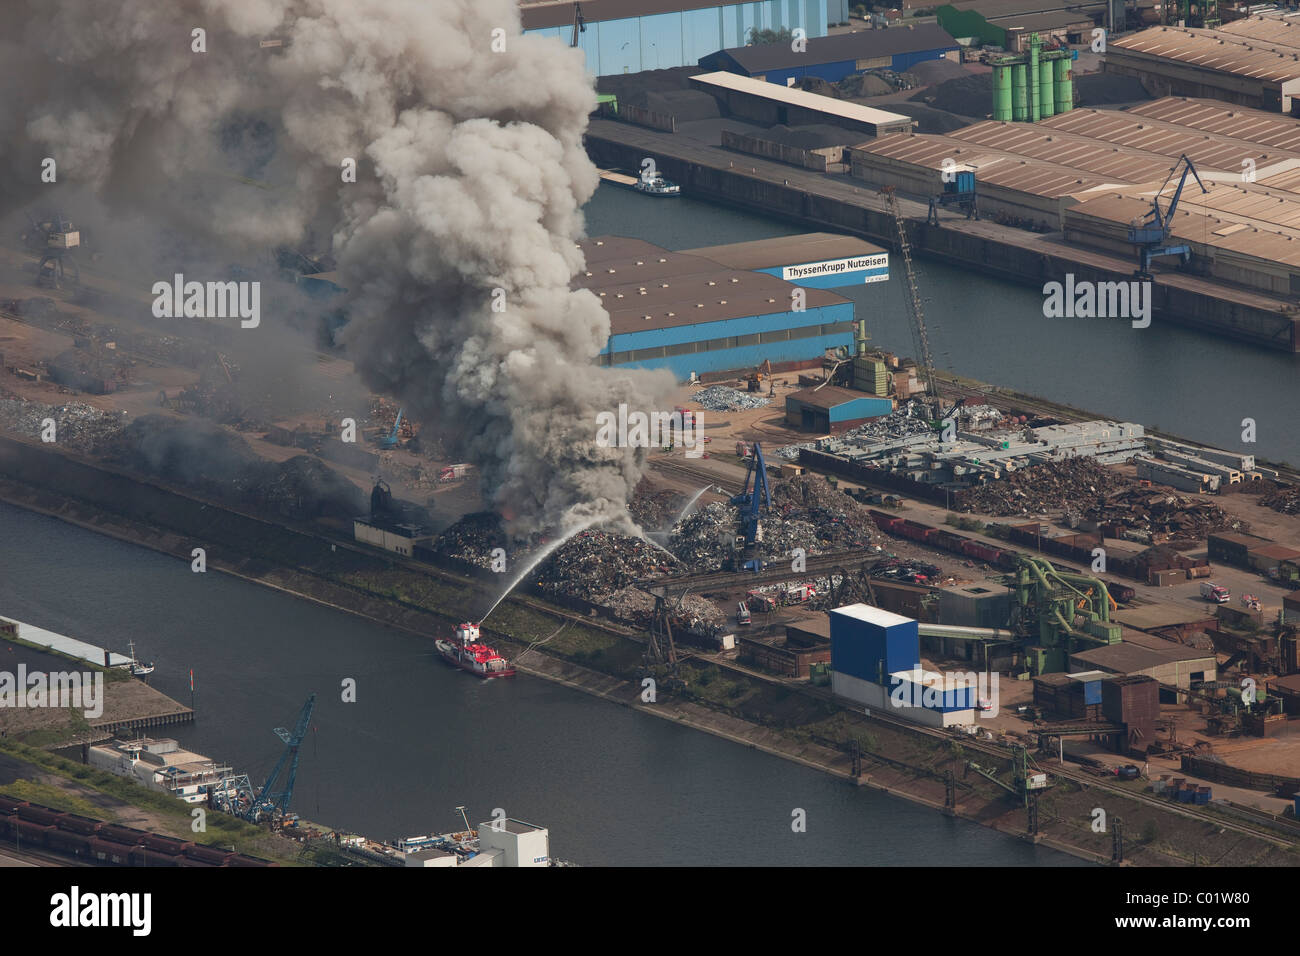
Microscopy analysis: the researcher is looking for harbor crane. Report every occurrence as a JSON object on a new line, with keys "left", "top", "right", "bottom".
{"left": 571, "top": 3, "right": 585, "bottom": 46}
{"left": 880, "top": 186, "right": 937, "bottom": 400}
{"left": 1127, "top": 153, "right": 1206, "bottom": 280}
{"left": 730, "top": 441, "right": 772, "bottom": 570}
{"left": 248, "top": 693, "right": 315, "bottom": 825}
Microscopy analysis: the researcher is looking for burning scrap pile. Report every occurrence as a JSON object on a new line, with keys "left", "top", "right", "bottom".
{"left": 0, "top": 397, "right": 126, "bottom": 453}
{"left": 693, "top": 385, "right": 770, "bottom": 412}
{"left": 433, "top": 512, "right": 512, "bottom": 569}
{"left": 534, "top": 530, "right": 679, "bottom": 601}
{"left": 629, "top": 483, "right": 686, "bottom": 530}
{"left": 1084, "top": 489, "right": 1247, "bottom": 537}
{"left": 954, "top": 459, "right": 1124, "bottom": 516}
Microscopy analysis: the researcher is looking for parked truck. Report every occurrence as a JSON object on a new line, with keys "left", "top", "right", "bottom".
{"left": 437, "top": 463, "right": 474, "bottom": 483}
{"left": 1200, "top": 581, "right": 1230, "bottom": 604}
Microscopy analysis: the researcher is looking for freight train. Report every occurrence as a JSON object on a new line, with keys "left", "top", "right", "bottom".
{"left": 866, "top": 510, "right": 1138, "bottom": 604}
{"left": 0, "top": 796, "right": 277, "bottom": 867}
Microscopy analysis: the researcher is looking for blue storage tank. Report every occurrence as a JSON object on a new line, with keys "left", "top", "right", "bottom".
{"left": 830, "top": 604, "right": 919, "bottom": 685}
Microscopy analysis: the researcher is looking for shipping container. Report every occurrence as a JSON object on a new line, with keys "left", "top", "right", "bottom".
{"left": 15, "top": 804, "right": 61, "bottom": 826}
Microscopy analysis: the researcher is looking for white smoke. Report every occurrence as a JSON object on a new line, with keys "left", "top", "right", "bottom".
{"left": 10, "top": 0, "right": 675, "bottom": 535}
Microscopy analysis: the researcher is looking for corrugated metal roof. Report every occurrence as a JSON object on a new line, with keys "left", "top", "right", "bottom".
{"left": 682, "top": 232, "right": 886, "bottom": 271}
{"left": 576, "top": 236, "right": 849, "bottom": 335}
{"left": 520, "top": 0, "right": 733, "bottom": 30}
{"left": 1127, "top": 96, "right": 1300, "bottom": 151}
{"left": 705, "top": 24, "right": 957, "bottom": 74}
{"left": 1071, "top": 640, "right": 1213, "bottom": 672}
{"left": 1040, "top": 107, "right": 1298, "bottom": 175}
{"left": 1109, "top": 25, "right": 1300, "bottom": 85}
{"left": 1217, "top": 13, "right": 1300, "bottom": 49}
{"left": 949, "top": 121, "right": 1182, "bottom": 181}
{"left": 689, "top": 72, "right": 913, "bottom": 127}
{"left": 788, "top": 385, "right": 881, "bottom": 410}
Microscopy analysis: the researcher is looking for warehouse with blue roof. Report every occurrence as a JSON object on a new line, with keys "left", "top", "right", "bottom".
{"left": 580, "top": 233, "right": 888, "bottom": 381}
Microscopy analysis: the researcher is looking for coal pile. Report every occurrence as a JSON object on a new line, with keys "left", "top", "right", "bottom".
{"left": 836, "top": 72, "right": 893, "bottom": 97}
{"left": 0, "top": 397, "right": 126, "bottom": 454}
{"left": 1084, "top": 490, "right": 1246, "bottom": 537}
{"left": 693, "top": 385, "right": 770, "bottom": 411}
{"left": 907, "top": 59, "right": 967, "bottom": 87}
{"left": 954, "top": 459, "right": 1124, "bottom": 515}
{"left": 910, "top": 72, "right": 991, "bottom": 119}
{"left": 534, "top": 531, "right": 679, "bottom": 601}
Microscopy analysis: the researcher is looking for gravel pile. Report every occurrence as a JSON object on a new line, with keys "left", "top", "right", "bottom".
{"left": 692, "top": 385, "right": 770, "bottom": 412}
{"left": 910, "top": 72, "right": 991, "bottom": 118}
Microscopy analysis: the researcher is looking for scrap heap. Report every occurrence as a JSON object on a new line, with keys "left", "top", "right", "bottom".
{"left": 692, "top": 384, "right": 770, "bottom": 412}
{"left": 668, "top": 476, "right": 876, "bottom": 570}
{"left": 1084, "top": 489, "right": 1247, "bottom": 537}
{"left": 1260, "top": 484, "right": 1300, "bottom": 516}
{"left": 534, "top": 530, "right": 679, "bottom": 601}
{"left": 953, "top": 458, "right": 1123, "bottom": 515}
{"left": 433, "top": 512, "right": 512, "bottom": 568}
{"left": 0, "top": 396, "right": 126, "bottom": 454}
{"left": 629, "top": 482, "right": 686, "bottom": 530}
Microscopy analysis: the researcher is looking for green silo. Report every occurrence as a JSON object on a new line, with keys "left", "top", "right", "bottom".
{"left": 993, "top": 65, "right": 1012, "bottom": 122}
{"left": 1039, "top": 54, "right": 1055, "bottom": 118}
{"left": 1054, "top": 58, "right": 1073, "bottom": 114}
{"left": 1028, "top": 42, "right": 1040, "bottom": 122}
{"left": 1012, "top": 64, "right": 1028, "bottom": 122}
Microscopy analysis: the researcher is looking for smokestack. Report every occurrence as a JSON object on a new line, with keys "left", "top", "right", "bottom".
{"left": 10, "top": 0, "right": 673, "bottom": 536}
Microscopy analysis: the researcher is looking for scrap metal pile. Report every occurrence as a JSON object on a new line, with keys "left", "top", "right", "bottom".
{"left": 0, "top": 396, "right": 126, "bottom": 453}
{"left": 953, "top": 458, "right": 1125, "bottom": 515}
{"left": 692, "top": 384, "right": 770, "bottom": 412}
{"left": 432, "top": 512, "right": 511, "bottom": 568}
{"left": 1083, "top": 489, "right": 1247, "bottom": 537}
{"left": 1260, "top": 484, "right": 1300, "bottom": 516}
{"left": 668, "top": 476, "right": 876, "bottom": 570}
{"left": 534, "top": 530, "right": 679, "bottom": 601}
{"left": 836, "top": 402, "right": 937, "bottom": 446}
{"left": 629, "top": 484, "right": 685, "bottom": 529}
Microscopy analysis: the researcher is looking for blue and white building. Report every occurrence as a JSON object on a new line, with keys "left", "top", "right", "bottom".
{"left": 520, "top": 0, "right": 834, "bottom": 77}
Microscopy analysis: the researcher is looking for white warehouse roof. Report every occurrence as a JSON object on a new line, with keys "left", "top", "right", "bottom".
{"left": 831, "top": 603, "right": 915, "bottom": 629}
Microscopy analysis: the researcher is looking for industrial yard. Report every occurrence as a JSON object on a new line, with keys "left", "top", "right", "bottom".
{"left": 2, "top": 0, "right": 1300, "bottom": 909}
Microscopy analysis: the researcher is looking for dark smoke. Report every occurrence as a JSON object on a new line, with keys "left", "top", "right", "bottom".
{"left": 6, "top": 0, "right": 674, "bottom": 535}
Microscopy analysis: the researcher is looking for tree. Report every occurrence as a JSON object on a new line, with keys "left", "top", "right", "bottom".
{"left": 747, "top": 26, "right": 794, "bottom": 46}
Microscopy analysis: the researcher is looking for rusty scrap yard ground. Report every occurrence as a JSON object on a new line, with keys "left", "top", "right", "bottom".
{"left": 1, "top": 235, "right": 1299, "bottom": 866}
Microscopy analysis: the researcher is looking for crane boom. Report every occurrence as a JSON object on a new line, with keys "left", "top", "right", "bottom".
{"left": 880, "top": 186, "right": 935, "bottom": 397}
{"left": 253, "top": 693, "right": 315, "bottom": 822}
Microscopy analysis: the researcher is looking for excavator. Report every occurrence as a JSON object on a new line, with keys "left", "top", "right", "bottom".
{"left": 746, "top": 359, "right": 772, "bottom": 393}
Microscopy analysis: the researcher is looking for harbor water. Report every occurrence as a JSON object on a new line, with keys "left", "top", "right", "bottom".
{"left": 585, "top": 184, "right": 1300, "bottom": 467}
{"left": 0, "top": 501, "right": 1085, "bottom": 866}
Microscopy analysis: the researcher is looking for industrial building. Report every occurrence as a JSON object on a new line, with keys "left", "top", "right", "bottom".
{"left": 937, "top": 0, "right": 1103, "bottom": 48}
{"left": 683, "top": 233, "right": 889, "bottom": 288}
{"left": 785, "top": 385, "right": 893, "bottom": 432}
{"left": 698, "top": 24, "right": 959, "bottom": 85}
{"left": 519, "top": 0, "right": 833, "bottom": 77}
{"left": 579, "top": 235, "right": 858, "bottom": 380}
{"left": 1107, "top": 20, "right": 1300, "bottom": 113}
{"left": 1068, "top": 629, "right": 1217, "bottom": 694}
{"left": 829, "top": 603, "right": 980, "bottom": 727}
{"left": 688, "top": 72, "right": 916, "bottom": 136}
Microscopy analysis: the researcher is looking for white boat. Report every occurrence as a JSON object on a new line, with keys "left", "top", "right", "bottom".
{"left": 634, "top": 172, "right": 681, "bottom": 197}
{"left": 127, "top": 641, "right": 154, "bottom": 677}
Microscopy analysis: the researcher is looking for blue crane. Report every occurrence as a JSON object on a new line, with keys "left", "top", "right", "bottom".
{"left": 731, "top": 442, "right": 771, "bottom": 569}
{"left": 250, "top": 693, "right": 315, "bottom": 824}
{"left": 378, "top": 408, "right": 404, "bottom": 449}
{"left": 1127, "top": 154, "right": 1206, "bottom": 279}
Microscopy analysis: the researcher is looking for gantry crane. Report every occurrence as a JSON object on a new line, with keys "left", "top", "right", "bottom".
{"left": 731, "top": 441, "right": 772, "bottom": 570}
{"left": 880, "top": 186, "right": 936, "bottom": 399}
{"left": 1127, "top": 154, "right": 1206, "bottom": 280}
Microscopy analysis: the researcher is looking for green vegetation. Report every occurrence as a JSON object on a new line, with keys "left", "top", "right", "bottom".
{"left": 0, "top": 780, "right": 101, "bottom": 817}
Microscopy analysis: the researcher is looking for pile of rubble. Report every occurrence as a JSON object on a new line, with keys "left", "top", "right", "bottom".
{"left": 836, "top": 403, "right": 936, "bottom": 445}
{"left": 954, "top": 458, "right": 1124, "bottom": 516}
{"left": 534, "top": 530, "right": 678, "bottom": 601}
{"left": 432, "top": 512, "right": 512, "bottom": 568}
{"left": 0, "top": 397, "right": 127, "bottom": 454}
{"left": 600, "top": 586, "right": 728, "bottom": 633}
{"left": 629, "top": 484, "right": 685, "bottom": 530}
{"left": 667, "top": 477, "right": 875, "bottom": 569}
{"left": 1260, "top": 484, "right": 1300, "bottom": 516}
{"left": 1085, "top": 489, "right": 1247, "bottom": 537}
{"left": 692, "top": 384, "right": 770, "bottom": 412}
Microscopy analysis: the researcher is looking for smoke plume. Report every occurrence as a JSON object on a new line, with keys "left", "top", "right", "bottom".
{"left": 6, "top": 0, "right": 674, "bottom": 535}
